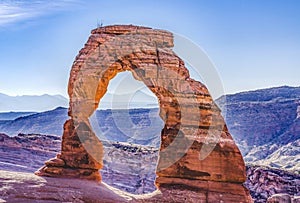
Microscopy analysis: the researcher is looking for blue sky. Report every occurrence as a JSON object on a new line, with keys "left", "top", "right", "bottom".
{"left": 0, "top": 0, "right": 299, "bottom": 98}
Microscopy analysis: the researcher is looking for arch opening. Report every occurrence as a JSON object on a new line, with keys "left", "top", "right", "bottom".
{"left": 89, "top": 71, "right": 163, "bottom": 194}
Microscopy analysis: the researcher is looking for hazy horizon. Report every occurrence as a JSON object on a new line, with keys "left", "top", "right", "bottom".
{"left": 1, "top": 84, "right": 299, "bottom": 98}
{"left": 0, "top": 84, "right": 299, "bottom": 113}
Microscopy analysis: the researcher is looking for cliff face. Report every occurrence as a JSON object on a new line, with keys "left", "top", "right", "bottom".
{"left": 34, "top": 25, "right": 252, "bottom": 202}
{"left": 216, "top": 86, "right": 300, "bottom": 172}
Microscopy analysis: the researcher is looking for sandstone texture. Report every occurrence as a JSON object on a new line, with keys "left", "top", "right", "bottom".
{"left": 35, "top": 25, "right": 252, "bottom": 201}
{"left": 0, "top": 170, "right": 131, "bottom": 203}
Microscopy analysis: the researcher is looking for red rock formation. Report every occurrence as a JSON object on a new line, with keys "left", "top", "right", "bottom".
{"left": 35, "top": 25, "right": 252, "bottom": 202}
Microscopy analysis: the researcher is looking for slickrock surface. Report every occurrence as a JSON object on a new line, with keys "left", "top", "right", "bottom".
{"left": 0, "top": 170, "right": 131, "bottom": 203}
{"left": 35, "top": 25, "right": 252, "bottom": 201}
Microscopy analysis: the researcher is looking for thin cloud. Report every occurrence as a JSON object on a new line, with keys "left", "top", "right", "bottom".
{"left": 0, "top": 0, "right": 80, "bottom": 27}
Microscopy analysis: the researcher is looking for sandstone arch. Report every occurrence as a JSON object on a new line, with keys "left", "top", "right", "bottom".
{"left": 36, "top": 25, "right": 252, "bottom": 202}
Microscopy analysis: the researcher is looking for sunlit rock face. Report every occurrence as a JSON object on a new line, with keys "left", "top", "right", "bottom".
{"left": 35, "top": 25, "right": 252, "bottom": 202}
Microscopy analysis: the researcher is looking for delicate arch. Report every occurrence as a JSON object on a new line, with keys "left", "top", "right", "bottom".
{"left": 36, "top": 25, "right": 247, "bottom": 192}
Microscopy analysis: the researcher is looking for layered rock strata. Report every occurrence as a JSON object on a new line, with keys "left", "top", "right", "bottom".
{"left": 35, "top": 25, "right": 252, "bottom": 202}
{"left": 246, "top": 165, "right": 300, "bottom": 202}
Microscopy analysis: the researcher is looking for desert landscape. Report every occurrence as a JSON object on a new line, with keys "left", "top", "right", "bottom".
{"left": 1, "top": 1, "right": 299, "bottom": 203}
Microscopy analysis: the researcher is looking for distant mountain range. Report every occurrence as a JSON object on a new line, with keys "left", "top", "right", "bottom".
{"left": 0, "top": 93, "right": 68, "bottom": 112}
{"left": 0, "top": 107, "right": 69, "bottom": 136}
{"left": 216, "top": 86, "right": 300, "bottom": 172}
{"left": 0, "top": 111, "right": 36, "bottom": 120}
{"left": 0, "top": 90, "right": 158, "bottom": 112}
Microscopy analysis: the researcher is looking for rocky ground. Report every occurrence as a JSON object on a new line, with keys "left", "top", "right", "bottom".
{"left": 0, "top": 170, "right": 133, "bottom": 203}
{"left": 0, "top": 133, "right": 158, "bottom": 194}
{"left": 1, "top": 133, "right": 300, "bottom": 202}
{"left": 0, "top": 133, "right": 60, "bottom": 172}
{"left": 245, "top": 165, "right": 300, "bottom": 202}
{"left": 102, "top": 141, "right": 158, "bottom": 194}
